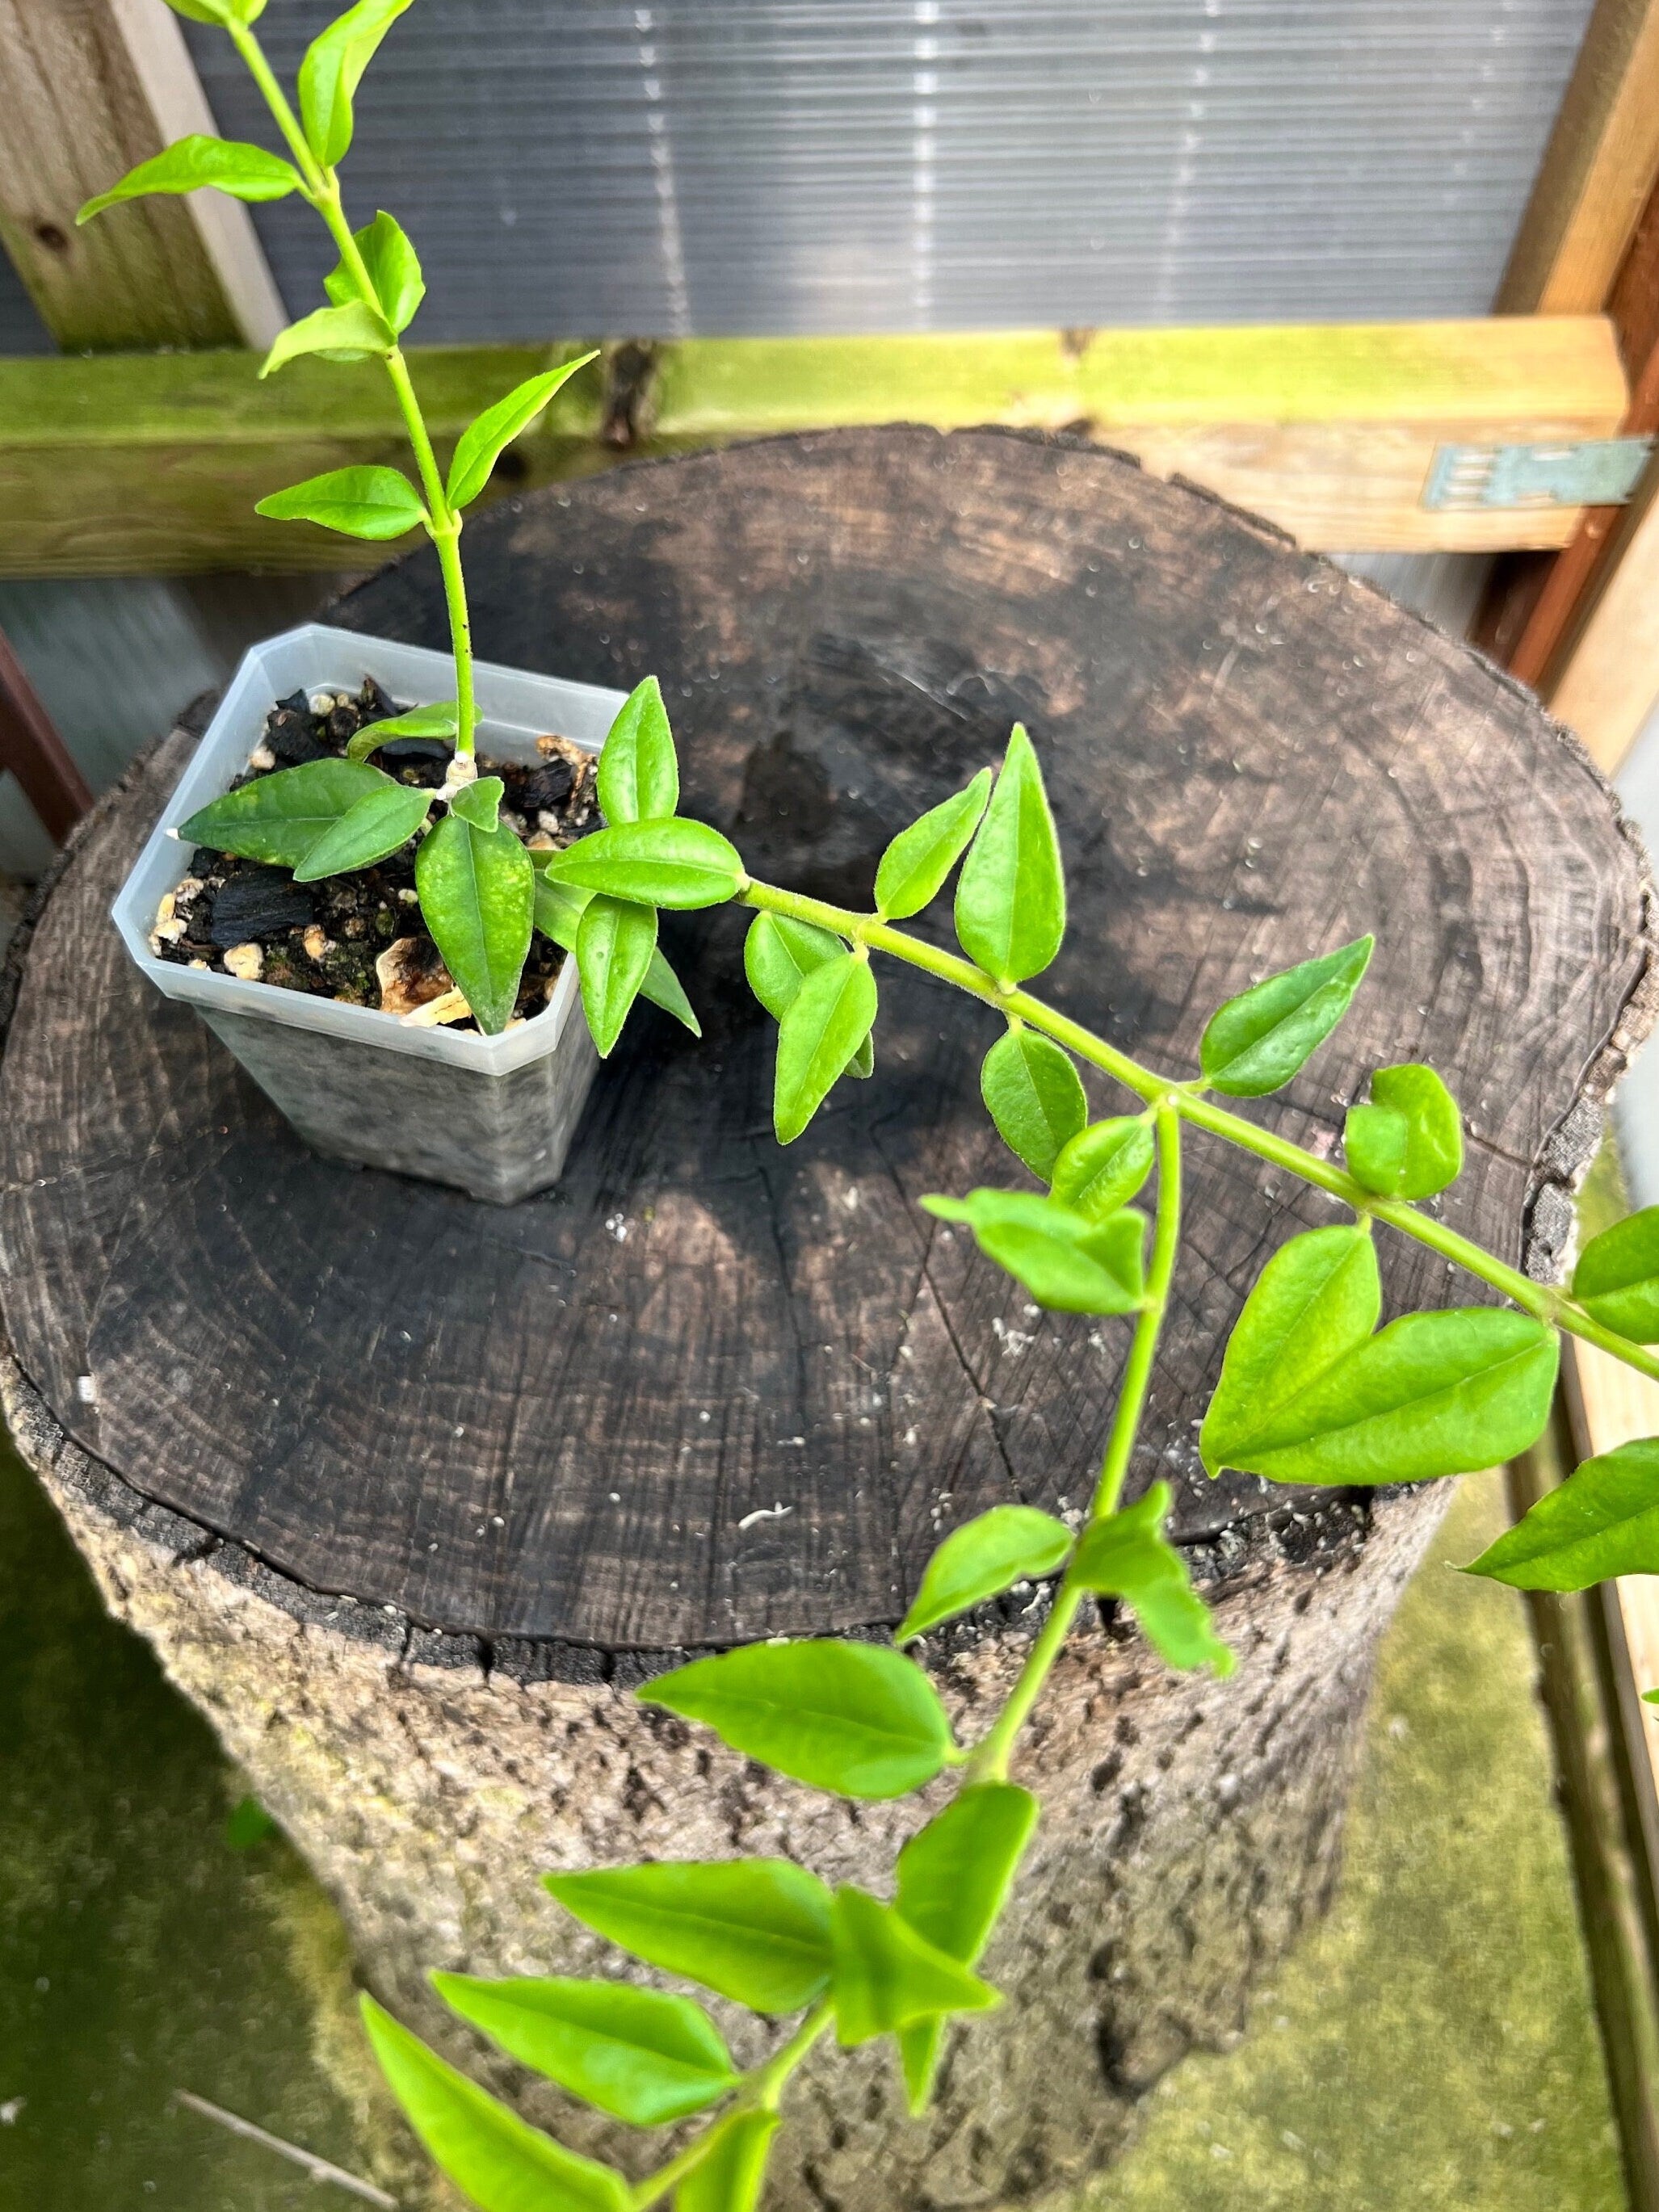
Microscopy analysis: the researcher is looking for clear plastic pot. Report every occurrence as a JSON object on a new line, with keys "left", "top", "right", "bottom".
{"left": 112, "top": 623, "right": 624, "bottom": 1204}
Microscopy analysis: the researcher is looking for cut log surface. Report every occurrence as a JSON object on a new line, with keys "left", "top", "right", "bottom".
{"left": 2, "top": 428, "right": 1653, "bottom": 2210}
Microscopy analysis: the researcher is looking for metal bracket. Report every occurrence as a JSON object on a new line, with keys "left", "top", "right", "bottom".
{"left": 1423, "top": 436, "right": 1653, "bottom": 511}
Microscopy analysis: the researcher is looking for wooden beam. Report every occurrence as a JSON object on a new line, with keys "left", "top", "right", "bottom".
{"left": 0, "top": 0, "right": 284, "bottom": 350}
{"left": 1544, "top": 471, "right": 1659, "bottom": 770}
{"left": 0, "top": 318, "right": 1632, "bottom": 577}
{"left": 1499, "top": 0, "right": 1659, "bottom": 316}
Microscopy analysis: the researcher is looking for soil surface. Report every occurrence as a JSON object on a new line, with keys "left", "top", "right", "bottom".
{"left": 150, "top": 678, "right": 598, "bottom": 1030}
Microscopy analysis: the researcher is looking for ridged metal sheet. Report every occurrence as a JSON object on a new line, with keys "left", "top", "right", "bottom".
{"left": 165, "top": 0, "right": 1591, "bottom": 341}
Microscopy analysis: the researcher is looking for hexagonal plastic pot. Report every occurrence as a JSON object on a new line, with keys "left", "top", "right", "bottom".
{"left": 112, "top": 623, "right": 624, "bottom": 1206}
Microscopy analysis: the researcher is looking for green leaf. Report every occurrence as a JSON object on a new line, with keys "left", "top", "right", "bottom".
{"left": 1464, "top": 1438, "right": 1659, "bottom": 1591}
{"left": 292, "top": 780, "right": 431, "bottom": 880}
{"left": 922, "top": 1190, "right": 1144, "bottom": 1315}
{"left": 640, "top": 1640, "right": 955, "bottom": 1799}
{"left": 298, "top": 0, "right": 415, "bottom": 167}
{"left": 773, "top": 953, "right": 879, "bottom": 1144}
{"left": 1200, "top": 1226, "right": 1380, "bottom": 1471}
{"left": 1199, "top": 937, "right": 1373, "bottom": 1097}
{"left": 897, "top": 1506, "right": 1073, "bottom": 1640}
{"left": 345, "top": 699, "right": 458, "bottom": 759}
{"left": 597, "top": 676, "right": 678, "bottom": 824}
{"left": 743, "top": 912, "right": 842, "bottom": 1018}
{"left": 415, "top": 812, "right": 534, "bottom": 1035}
{"left": 1051, "top": 1117, "right": 1156, "bottom": 1223}
{"left": 1073, "top": 1484, "right": 1234, "bottom": 1675}
{"left": 544, "top": 1861, "right": 834, "bottom": 2015}
{"left": 178, "top": 757, "right": 386, "bottom": 870}
{"left": 577, "top": 896, "right": 657, "bottom": 1057}
{"left": 1573, "top": 1207, "right": 1659, "bottom": 1343}
{"left": 677, "top": 2112, "right": 779, "bottom": 2212}
{"left": 360, "top": 1996, "right": 628, "bottom": 2212}
{"left": 447, "top": 355, "right": 602, "bottom": 510}
{"left": 829, "top": 1886, "right": 998, "bottom": 2048}
{"left": 1199, "top": 1226, "right": 1558, "bottom": 1484}
{"left": 77, "top": 136, "right": 299, "bottom": 224}
{"left": 450, "top": 776, "right": 503, "bottom": 834}
{"left": 874, "top": 770, "right": 993, "bottom": 919}
{"left": 431, "top": 1974, "right": 736, "bottom": 2127}
{"left": 981, "top": 1026, "right": 1086, "bottom": 1180}
{"left": 953, "top": 725, "right": 1065, "bottom": 985}
{"left": 541, "top": 820, "right": 744, "bottom": 909}
{"left": 324, "top": 209, "right": 425, "bottom": 332}
{"left": 1344, "top": 1064, "right": 1463, "bottom": 1199}
{"left": 894, "top": 1784, "right": 1038, "bottom": 2111}
{"left": 259, "top": 300, "right": 391, "bottom": 380}
{"left": 537, "top": 879, "right": 701, "bottom": 1039}
{"left": 255, "top": 465, "right": 426, "bottom": 541}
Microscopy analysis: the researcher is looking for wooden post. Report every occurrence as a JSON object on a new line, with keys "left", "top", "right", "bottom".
{"left": 0, "top": 627, "right": 92, "bottom": 842}
{"left": 1497, "top": 0, "right": 1659, "bottom": 317}
{"left": 0, "top": 0, "right": 284, "bottom": 351}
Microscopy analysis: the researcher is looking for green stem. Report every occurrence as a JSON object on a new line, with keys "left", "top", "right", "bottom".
{"left": 626, "top": 2004, "right": 834, "bottom": 2210}
{"left": 966, "top": 1108, "right": 1183, "bottom": 1786}
{"left": 228, "top": 23, "right": 479, "bottom": 759}
{"left": 737, "top": 879, "right": 1659, "bottom": 1387}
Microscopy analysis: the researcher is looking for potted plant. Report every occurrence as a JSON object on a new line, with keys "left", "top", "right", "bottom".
{"left": 84, "top": 0, "right": 699, "bottom": 1204}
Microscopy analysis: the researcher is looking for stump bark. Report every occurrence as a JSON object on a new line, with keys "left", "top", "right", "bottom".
{"left": 2, "top": 428, "right": 1652, "bottom": 2209}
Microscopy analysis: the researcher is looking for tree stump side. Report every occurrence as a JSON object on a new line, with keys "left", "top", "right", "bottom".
{"left": 3, "top": 1341, "right": 1441, "bottom": 2210}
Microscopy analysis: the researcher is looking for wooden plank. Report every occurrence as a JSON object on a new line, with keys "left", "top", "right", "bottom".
{"left": 0, "top": 0, "right": 284, "bottom": 350}
{"left": 0, "top": 318, "right": 1632, "bottom": 577}
{"left": 1546, "top": 471, "right": 1659, "bottom": 770}
{"left": 1573, "top": 1341, "right": 1659, "bottom": 1804}
{"left": 1498, "top": 0, "right": 1659, "bottom": 316}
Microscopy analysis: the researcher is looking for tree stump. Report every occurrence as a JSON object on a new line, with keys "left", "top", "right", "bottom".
{"left": 2, "top": 429, "right": 1652, "bottom": 2210}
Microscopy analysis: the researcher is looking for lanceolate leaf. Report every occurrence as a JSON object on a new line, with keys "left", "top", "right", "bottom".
{"left": 641, "top": 1640, "right": 955, "bottom": 1799}
{"left": 260, "top": 300, "right": 391, "bottom": 379}
{"left": 1201, "top": 1228, "right": 1558, "bottom": 1485}
{"left": 447, "top": 354, "right": 602, "bottom": 510}
{"left": 954, "top": 725, "right": 1066, "bottom": 985}
{"left": 678, "top": 2112, "right": 779, "bottom": 2212}
{"left": 874, "top": 769, "right": 993, "bottom": 919}
{"left": 1344, "top": 1063, "right": 1464, "bottom": 1200}
{"left": 299, "top": 0, "right": 415, "bottom": 168}
{"left": 1200, "top": 1227, "right": 1380, "bottom": 1471}
{"left": 541, "top": 820, "right": 745, "bottom": 909}
{"left": 1073, "top": 1483, "right": 1234, "bottom": 1675}
{"left": 894, "top": 1784, "right": 1039, "bottom": 2111}
{"left": 576, "top": 896, "right": 657, "bottom": 1057}
{"left": 597, "top": 676, "right": 679, "bottom": 824}
{"left": 981, "top": 1027, "right": 1086, "bottom": 1180}
{"left": 1051, "top": 1117, "right": 1156, "bottom": 1222}
{"left": 361, "top": 1997, "right": 628, "bottom": 2212}
{"left": 178, "top": 757, "right": 386, "bottom": 870}
{"left": 1573, "top": 1207, "right": 1659, "bottom": 1343}
{"left": 415, "top": 811, "right": 534, "bottom": 1035}
{"left": 256, "top": 465, "right": 426, "bottom": 541}
{"left": 77, "top": 136, "right": 299, "bottom": 225}
{"left": 324, "top": 209, "right": 425, "bottom": 332}
{"left": 744, "top": 911, "right": 842, "bottom": 1018}
{"left": 292, "top": 780, "right": 431, "bottom": 880}
{"left": 533, "top": 878, "right": 699, "bottom": 1036}
{"left": 346, "top": 699, "right": 458, "bottom": 758}
{"left": 1199, "top": 937, "right": 1374, "bottom": 1097}
{"left": 774, "top": 953, "right": 879, "bottom": 1144}
{"left": 544, "top": 1861, "right": 834, "bottom": 2015}
{"left": 830, "top": 1886, "right": 998, "bottom": 2048}
{"left": 897, "top": 1506, "right": 1073, "bottom": 1640}
{"left": 922, "top": 1190, "right": 1144, "bottom": 1315}
{"left": 1464, "top": 1438, "right": 1659, "bottom": 1591}
{"left": 431, "top": 1974, "right": 736, "bottom": 2127}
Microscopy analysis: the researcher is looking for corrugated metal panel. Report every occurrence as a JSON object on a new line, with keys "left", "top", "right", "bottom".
{"left": 0, "top": 249, "right": 53, "bottom": 355}
{"left": 181, "top": 0, "right": 1591, "bottom": 339}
